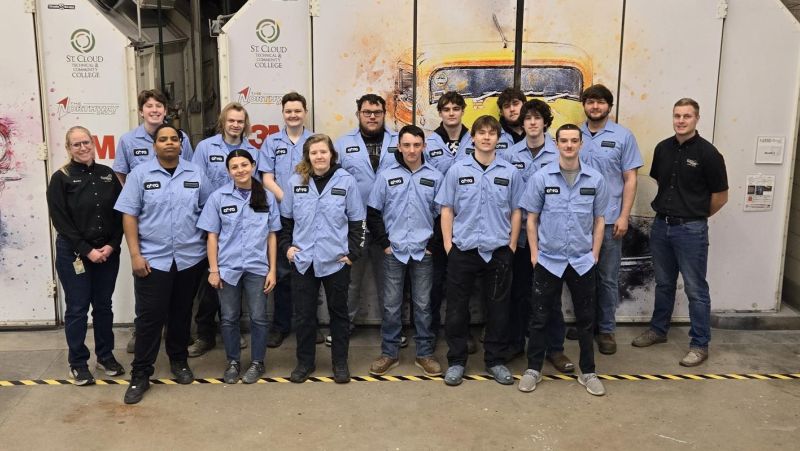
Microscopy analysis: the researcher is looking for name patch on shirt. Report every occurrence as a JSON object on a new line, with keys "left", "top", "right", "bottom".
{"left": 512, "top": 162, "right": 525, "bottom": 170}
{"left": 387, "top": 146, "right": 398, "bottom": 153}
{"left": 184, "top": 181, "right": 200, "bottom": 189}
{"left": 275, "top": 148, "right": 287, "bottom": 156}
{"left": 458, "top": 176, "right": 475, "bottom": 185}
{"left": 133, "top": 148, "right": 149, "bottom": 156}
{"left": 331, "top": 188, "right": 346, "bottom": 196}
{"left": 346, "top": 146, "right": 360, "bottom": 153}
{"left": 601, "top": 140, "right": 616, "bottom": 148}
{"left": 294, "top": 186, "right": 309, "bottom": 194}
{"left": 465, "top": 148, "right": 475, "bottom": 155}
{"left": 429, "top": 149, "right": 444, "bottom": 158}
{"left": 545, "top": 186, "right": 560, "bottom": 195}
{"left": 388, "top": 177, "right": 404, "bottom": 187}
{"left": 493, "top": 177, "right": 509, "bottom": 186}
{"left": 100, "top": 174, "right": 113, "bottom": 182}
{"left": 419, "top": 178, "right": 435, "bottom": 187}
{"left": 221, "top": 205, "right": 238, "bottom": 215}
{"left": 580, "top": 188, "right": 596, "bottom": 195}
{"left": 495, "top": 142, "right": 508, "bottom": 150}
{"left": 144, "top": 181, "right": 161, "bottom": 190}
{"left": 209, "top": 155, "right": 224, "bottom": 163}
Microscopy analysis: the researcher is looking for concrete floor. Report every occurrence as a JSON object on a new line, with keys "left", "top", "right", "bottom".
{"left": 1, "top": 325, "right": 799, "bottom": 450}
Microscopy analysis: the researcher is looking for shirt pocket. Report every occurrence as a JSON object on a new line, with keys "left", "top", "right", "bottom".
{"left": 572, "top": 195, "right": 596, "bottom": 231}
{"left": 321, "top": 193, "right": 347, "bottom": 228}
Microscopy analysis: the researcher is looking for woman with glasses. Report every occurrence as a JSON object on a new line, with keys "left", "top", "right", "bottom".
{"left": 47, "top": 126, "right": 125, "bottom": 386}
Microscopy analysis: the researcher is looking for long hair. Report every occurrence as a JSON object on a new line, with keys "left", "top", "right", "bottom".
{"left": 296, "top": 134, "right": 338, "bottom": 185}
{"left": 216, "top": 102, "right": 251, "bottom": 139}
{"left": 226, "top": 149, "right": 267, "bottom": 211}
{"left": 61, "top": 125, "right": 93, "bottom": 175}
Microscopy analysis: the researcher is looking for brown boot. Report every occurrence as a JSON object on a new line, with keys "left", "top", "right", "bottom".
{"left": 415, "top": 356, "right": 442, "bottom": 376}
{"left": 369, "top": 355, "right": 399, "bottom": 376}
{"left": 596, "top": 333, "right": 617, "bottom": 355}
{"left": 546, "top": 352, "right": 575, "bottom": 373}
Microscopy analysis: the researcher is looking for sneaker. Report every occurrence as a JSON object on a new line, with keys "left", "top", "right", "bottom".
{"left": 69, "top": 366, "right": 95, "bottom": 386}
{"left": 565, "top": 327, "right": 579, "bottom": 341}
{"left": 596, "top": 333, "right": 617, "bottom": 355}
{"left": 170, "top": 361, "right": 194, "bottom": 384}
{"left": 467, "top": 334, "right": 477, "bottom": 355}
{"left": 223, "top": 360, "right": 240, "bottom": 384}
{"left": 577, "top": 372, "right": 606, "bottom": 396}
{"left": 546, "top": 352, "right": 575, "bottom": 373}
{"left": 187, "top": 337, "right": 215, "bottom": 357}
{"left": 315, "top": 329, "right": 325, "bottom": 344}
{"left": 126, "top": 330, "right": 136, "bottom": 354}
{"left": 96, "top": 356, "right": 125, "bottom": 376}
{"left": 333, "top": 362, "right": 351, "bottom": 383}
{"left": 242, "top": 361, "right": 265, "bottom": 384}
{"left": 369, "top": 355, "right": 399, "bottom": 376}
{"left": 240, "top": 336, "right": 248, "bottom": 349}
{"left": 631, "top": 329, "right": 667, "bottom": 348}
{"left": 290, "top": 365, "right": 315, "bottom": 383}
{"left": 679, "top": 348, "right": 708, "bottom": 367}
{"left": 267, "top": 329, "right": 289, "bottom": 348}
{"left": 415, "top": 356, "right": 443, "bottom": 376}
{"left": 123, "top": 375, "right": 150, "bottom": 404}
{"left": 444, "top": 365, "right": 465, "bottom": 386}
{"left": 518, "top": 369, "right": 542, "bottom": 393}
{"left": 486, "top": 364, "right": 514, "bottom": 385}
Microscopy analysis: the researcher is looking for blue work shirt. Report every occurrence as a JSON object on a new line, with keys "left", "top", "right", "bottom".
{"left": 501, "top": 136, "right": 559, "bottom": 248}
{"left": 114, "top": 158, "right": 213, "bottom": 272}
{"left": 280, "top": 168, "right": 366, "bottom": 277}
{"left": 520, "top": 160, "right": 609, "bottom": 277}
{"left": 334, "top": 127, "right": 399, "bottom": 205}
{"left": 258, "top": 127, "right": 313, "bottom": 196}
{"left": 192, "top": 134, "right": 260, "bottom": 191}
{"left": 435, "top": 155, "right": 524, "bottom": 262}
{"left": 368, "top": 160, "right": 443, "bottom": 264}
{"left": 197, "top": 182, "right": 281, "bottom": 285}
{"left": 112, "top": 124, "right": 193, "bottom": 175}
{"left": 424, "top": 132, "right": 475, "bottom": 175}
{"left": 496, "top": 129, "right": 516, "bottom": 158}
{"left": 579, "top": 120, "right": 643, "bottom": 223}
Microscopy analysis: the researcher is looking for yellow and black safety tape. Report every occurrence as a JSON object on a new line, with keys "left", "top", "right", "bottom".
{"left": 1, "top": 372, "right": 799, "bottom": 387}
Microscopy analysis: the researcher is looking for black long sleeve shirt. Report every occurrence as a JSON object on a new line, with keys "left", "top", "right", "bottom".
{"left": 46, "top": 161, "right": 123, "bottom": 256}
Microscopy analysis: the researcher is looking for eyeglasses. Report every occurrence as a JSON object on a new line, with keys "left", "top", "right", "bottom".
{"left": 360, "top": 110, "right": 385, "bottom": 118}
{"left": 69, "top": 141, "right": 92, "bottom": 149}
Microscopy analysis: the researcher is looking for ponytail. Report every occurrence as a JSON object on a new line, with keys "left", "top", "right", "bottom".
{"left": 225, "top": 149, "right": 267, "bottom": 211}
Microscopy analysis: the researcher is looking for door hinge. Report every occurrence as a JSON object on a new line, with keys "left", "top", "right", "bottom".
{"left": 47, "top": 279, "right": 57, "bottom": 297}
{"left": 37, "top": 143, "right": 48, "bottom": 160}
{"left": 716, "top": 0, "right": 728, "bottom": 19}
{"left": 24, "top": 0, "right": 35, "bottom": 13}
{"left": 309, "top": 0, "right": 320, "bottom": 17}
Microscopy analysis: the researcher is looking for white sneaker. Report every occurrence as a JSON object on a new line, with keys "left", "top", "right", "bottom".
{"left": 577, "top": 372, "right": 606, "bottom": 396}
{"left": 518, "top": 369, "right": 542, "bottom": 392}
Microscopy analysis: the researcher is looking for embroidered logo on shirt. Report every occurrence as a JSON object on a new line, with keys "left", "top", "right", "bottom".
{"left": 209, "top": 155, "right": 224, "bottom": 163}
{"left": 419, "top": 178, "right": 435, "bottom": 187}
{"left": 495, "top": 143, "right": 508, "bottom": 150}
{"left": 184, "top": 181, "right": 200, "bottom": 188}
{"left": 221, "top": 205, "right": 238, "bottom": 215}
{"left": 493, "top": 177, "right": 509, "bottom": 186}
{"left": 388, "top": 177, "right": 404, "bottom": 187}
{"left": 513, "top": 162, "right": 525, "bottom": 170}
{"left": 144, "top": 181, "right": 161, "bottom": 190}
{"left": 100, "top": 174, "right": 113, "bottom": 182}
{"left": 580, "top": 187, "right": 596, "bottom": 195}
{"left": 294, "top": 186, "right": 309, "bottom": 194}
{"left": 388, "top": 146, "right": 398, "bottom": 153}
{"left": 275, "top": 148, "right": 288, "bottom": 156}
{"left": 346, "top": 146, "right": 360, "bottom": 153}
{"left": 545, "top": 186, "right": 560, "bottom": 194}
{"left": 601, "top": 140, "right": 616, "bottom": 148}
{"left": 331, "top": 187, "right": 346, "bottom": 196}
{"left": 458, "top": 176, "right": 475, "bottom": 185}
{"left": 686, "top": 159, "right": 699, "bottom": 168}
{"left": 133, "top": 148, "right": 148, "bottom": 156}
{"left": 429, "top": 149, "right": 444, "bottom": 158}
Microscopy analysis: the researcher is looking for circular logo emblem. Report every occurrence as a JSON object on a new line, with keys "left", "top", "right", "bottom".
{"left": 433, "top": 72, "right": 449, "bottom": 87}
{"left": 255, "top": 19, "right": 280, "bottom": 44}
{"left": 70, "top": 29, "right": 95, "bottom": 54}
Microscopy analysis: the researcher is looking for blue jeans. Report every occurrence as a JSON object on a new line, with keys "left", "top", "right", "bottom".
{"left": 649, "top": 217, "right": 711, "bottom": 349}
{"left": 596, "top": 225, "right": 622, "bottom": 333}
{"left": 218, "top": 272, "right": 269, "bottom": 362}
{"left": 381, "top": 253, "right": 435, "bottom": 358}
{"left": 54, "top": 236, "right": 119, "bottom": 368}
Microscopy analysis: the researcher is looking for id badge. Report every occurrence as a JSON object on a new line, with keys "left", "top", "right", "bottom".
{"left": 73, "top": 256, "right": 85, "bottom": 275}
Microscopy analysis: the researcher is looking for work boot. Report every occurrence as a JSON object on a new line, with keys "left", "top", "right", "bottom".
{"left": 631, "top": 329, "right": 667, "bottom": 348}
{"left": 369, "top": 356, "right": 399, "bottom": 376}
{"left": 679, "top": 348, "right": 708, "bottom": 367}
{"left": 596, "top": 333, "right": 617, "bottom": 355}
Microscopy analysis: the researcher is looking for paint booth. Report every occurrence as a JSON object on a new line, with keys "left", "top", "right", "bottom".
{"left": 0, "top": 0, "right": 798, "bottom": 326}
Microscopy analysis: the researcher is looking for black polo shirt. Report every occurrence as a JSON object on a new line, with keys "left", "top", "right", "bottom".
{"left": 649, "top": 132, "right": 728, "bottom": 218}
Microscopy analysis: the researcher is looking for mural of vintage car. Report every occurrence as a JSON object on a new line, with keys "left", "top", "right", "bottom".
{"left": 392, "top": 41, "right": 592, "bottom": 132}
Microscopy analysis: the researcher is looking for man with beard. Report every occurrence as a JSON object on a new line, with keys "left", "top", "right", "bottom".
{"left": 496, "top": 88, "right": 527, "bottom": 153}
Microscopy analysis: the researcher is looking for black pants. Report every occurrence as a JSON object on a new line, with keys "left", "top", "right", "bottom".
{"left": 445, "top": 245, "right": 512, "bottom": 367}
{"left": 131, "top": 260, "right": 205, "bottom": 377}
{"left": 527, "top": 264, "right": 596, "bottom": 373}
{"left": 272, "top": 254, "right": 293, "bottom": 334}
{"left": 429, "top": 240, "right": 448, "bottom": 334}
{"left": 194, "top": 276, "right": 219, "bottom": 341}
{"left": 509, "top": 245, "right": 567, "bottom": 356}
{"left": 292, "top": 264, "right": 351, "bottom": 368}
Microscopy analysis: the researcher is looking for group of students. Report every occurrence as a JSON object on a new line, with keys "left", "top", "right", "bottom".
{"left": 46, "top": 83, "right": 728, "bottom": 405}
